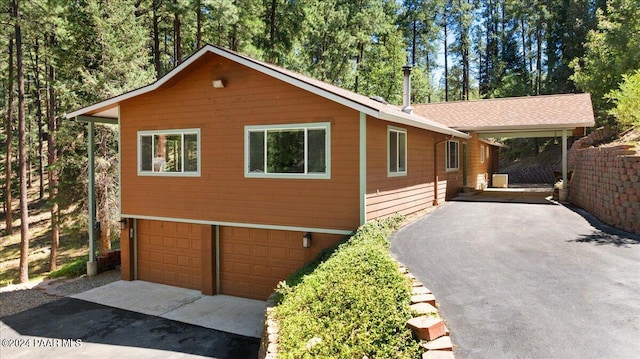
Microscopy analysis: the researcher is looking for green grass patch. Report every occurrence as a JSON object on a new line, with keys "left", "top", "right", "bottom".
{"left": 49, "top": 256, "right": 88, "bottom": 278}
{"left": 274, "top": 216, "right": 421, "bottom": 358}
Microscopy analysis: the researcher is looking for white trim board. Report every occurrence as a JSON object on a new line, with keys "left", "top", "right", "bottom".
{"left": 121, "top": 214, "right": 354, "bottom": 236}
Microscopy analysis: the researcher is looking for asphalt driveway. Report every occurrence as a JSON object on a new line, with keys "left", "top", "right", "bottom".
{"left": 1, "top": 297, "right": 259, "bottom": 358}
{"left": 391, "top": 199, "right": 640, "bottom": 359}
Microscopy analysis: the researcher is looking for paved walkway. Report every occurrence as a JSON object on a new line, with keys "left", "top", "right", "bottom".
{"left": 391, "top": 198, "right": 640, "bottom": 359}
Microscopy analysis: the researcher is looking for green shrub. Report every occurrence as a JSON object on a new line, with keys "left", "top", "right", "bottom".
{"left": 274, "top": 216, "right": 421, "bottom": 358}
{"left": 49, "top": 256, "right": 88, "bottom": 278}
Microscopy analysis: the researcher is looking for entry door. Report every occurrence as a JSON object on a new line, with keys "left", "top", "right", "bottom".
{"left": 462, "top": 143, "right": 468, "bottom": 187}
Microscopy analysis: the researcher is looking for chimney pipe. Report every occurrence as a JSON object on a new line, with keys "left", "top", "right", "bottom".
{"left": 402, "top": 65, "right": 413, "bottom": 114}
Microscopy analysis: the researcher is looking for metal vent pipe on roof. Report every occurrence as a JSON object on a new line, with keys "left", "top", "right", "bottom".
{"left": 402, "top": 65, "right": 413, "bottom": 114}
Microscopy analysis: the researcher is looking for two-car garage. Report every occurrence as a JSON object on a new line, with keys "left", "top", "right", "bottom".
{"left": 130, "top": 219, "right": 344, "bottom": 300}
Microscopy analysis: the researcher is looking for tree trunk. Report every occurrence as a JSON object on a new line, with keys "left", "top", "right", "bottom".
{"left": 173, "top": 0, "right": 182, "bottom": 66}
{"left": 520, "top": 16, "right": 530, "bottom": 91}
{"left": 267, "top": 0, "right": 278, "bottom": 63}
{"left": 15, "top": 0, "right": 30, "bottom": 283}
{"left": 97, "top": 128, "right": 111, "bottom": 253}
{"left": 411, "top": 17, "right": 417, "bottom": 67}
{"left": 47, "top": 34, "right": 59, "bottom": 272}
{"left": 152, "top": 0, "right": 161, "bottom": 78}
{"left": 196, "top": 0, "right": 202, "bottom": 49}
{"left": 33, "top": 38, "right": 45, "bottom": 200}
{"left": 535, "top": 20, "right": 542, "bottom": 95}
{"left": 443, "top": 5, "right": 449, "bottom": 102}
{"left": 5, "top": 34, "right": 14, "bottom": 235}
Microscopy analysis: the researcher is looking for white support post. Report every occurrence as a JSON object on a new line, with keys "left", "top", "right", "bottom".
{"left": 359, "top": 112, "right": 367, "bottom": 225}
{"left": 560, "top": 129, "right": 569, "bottom": 202}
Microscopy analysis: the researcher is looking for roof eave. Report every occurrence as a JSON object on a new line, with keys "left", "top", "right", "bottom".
{"left": 454, "top": 122, "right": 595, "bottom": 132}
{"left": 378, "top": 111, "right": 470, "bottom": 138}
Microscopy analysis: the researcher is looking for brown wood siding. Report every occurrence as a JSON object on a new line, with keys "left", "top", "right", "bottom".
{"left": 366, "top": 119, "right": 437, "bottom": 220}
{"left": 137, "top": 220, "right": 205, "bottom": 290}
{"left": 219, "top": 226, "right": 343, "bottom": 300}
{"left": 440, "top": 133, "right": 497, "bottom": 199}
{"left": 120, "top": 53, "right": 360, "bottom": 231}
{"left": 463, "top": 133, "right": 495, "bottom": 189}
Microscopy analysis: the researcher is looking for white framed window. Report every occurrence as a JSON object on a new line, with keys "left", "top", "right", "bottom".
{"left": 138, "top": 129, "right": 200, "bottom": 176}
{"left": 480, "top": 144, "right": 485, "bottom": 163}
{"left": 446, "top": 140, "right": 459, "bottom": 171}
{"left": 245, "top": 122, "right": 330, "bottom": 179}
{"left": 388, "top": 126, "right": 407, "bottom": 176}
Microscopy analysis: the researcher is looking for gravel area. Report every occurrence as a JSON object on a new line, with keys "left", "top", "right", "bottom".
{"left": 0, "top": 269, "right": 120, "bottom": 317}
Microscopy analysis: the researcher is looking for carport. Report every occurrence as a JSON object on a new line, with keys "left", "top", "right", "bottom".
{"left": 413, "top": 93, "right": 596, "bottom": 194}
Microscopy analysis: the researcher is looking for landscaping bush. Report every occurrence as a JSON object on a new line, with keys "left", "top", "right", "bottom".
{"left": 274, "top": 216, "right": 421, "bottom": 358}
{"left": 49, "top": 256, "right": 87, "bottom": 279}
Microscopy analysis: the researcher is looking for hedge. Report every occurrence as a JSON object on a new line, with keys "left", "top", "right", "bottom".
{"left": 274, "top": 216, "right": 421, "bottom": 358}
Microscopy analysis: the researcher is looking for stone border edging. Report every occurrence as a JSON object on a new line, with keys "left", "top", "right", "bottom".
{"left": 258, "top": 261, "right": 456, "bottom": 359}
{"left": 397, "top": 262, "right": 456, "bottom": 359}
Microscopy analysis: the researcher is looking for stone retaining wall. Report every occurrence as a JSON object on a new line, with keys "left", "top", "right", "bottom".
{"left": 568, "top": 128, "right": 640, "bottom": 234}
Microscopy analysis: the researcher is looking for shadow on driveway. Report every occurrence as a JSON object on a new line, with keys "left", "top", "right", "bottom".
{"left": 567, "top": 205, "right": 640, "bottom": 247}
{"left": 1, "top": 297, "right": 259, "bottom": 358}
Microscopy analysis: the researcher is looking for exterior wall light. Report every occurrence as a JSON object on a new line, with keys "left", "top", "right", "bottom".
{"left": 302, "top": 232, "right": 312, "bottom": 248}
{"left": 119, "top": 218, "right": 127, "bottom": 230}
{"left": 212, "top": 79, "right": 225, "bottom": 88}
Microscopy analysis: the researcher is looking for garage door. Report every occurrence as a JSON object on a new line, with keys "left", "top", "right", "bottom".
{"left": 219, "top": 227, "right": 342, "bottom": 300}
{"left": 137, "top": 220, "right": 203, "bottom": 290}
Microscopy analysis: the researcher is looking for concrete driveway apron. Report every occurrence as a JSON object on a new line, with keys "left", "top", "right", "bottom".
{"left": 0, "top": 281, "right": 263, "bottom": 359}
{"left": 390, "top": 199, "right": 640, "bottom": 359}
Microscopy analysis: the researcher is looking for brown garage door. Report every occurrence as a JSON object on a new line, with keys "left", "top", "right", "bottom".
{"left": 137, "top": 220, "right": 203, "bottom": 290}
{"left": 219, "top": 226, "right": 342, "bottom": 300}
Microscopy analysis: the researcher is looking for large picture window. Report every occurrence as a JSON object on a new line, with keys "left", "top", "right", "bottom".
{"left": 388, "top": 127, "right": 407, "bottom": 176}
{"left": 245, "top": 123, "right": 330, "bottom": 178}
{"left": 446, "top": 140, "right": 459, "bottom": 171}
{"left": 138, "top": 129, "right": 200, "bottom": 176}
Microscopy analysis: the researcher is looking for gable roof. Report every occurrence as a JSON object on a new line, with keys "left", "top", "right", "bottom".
{"left": 66, "top": 45, "right": 469, "bottom": 139}
{"left": 412, "top": 93, "right": 594, "bottom": 132}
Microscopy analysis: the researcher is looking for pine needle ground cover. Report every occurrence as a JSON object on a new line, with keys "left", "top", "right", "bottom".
{"left": 274, "top": 216, "right": 421, "bottom": 358}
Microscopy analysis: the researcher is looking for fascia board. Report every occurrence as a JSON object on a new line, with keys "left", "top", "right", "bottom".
{"left": 378, "top": 111, "right": 470, "bottom": 139}
{"left": 455, "top": 122, "right": 592, "bottom": 132}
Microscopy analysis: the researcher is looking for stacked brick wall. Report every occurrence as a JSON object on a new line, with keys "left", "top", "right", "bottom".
{"left": 568, "top": 128, "right": 640, "bottom": 234}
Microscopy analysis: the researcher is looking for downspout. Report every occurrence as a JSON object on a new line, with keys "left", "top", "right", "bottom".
{"left": 433, "top": 134, "right": 454, "bottom": 206}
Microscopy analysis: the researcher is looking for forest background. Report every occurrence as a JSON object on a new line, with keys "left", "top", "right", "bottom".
{"left": 1, "top": 0, "right": 639, "bottom": 284}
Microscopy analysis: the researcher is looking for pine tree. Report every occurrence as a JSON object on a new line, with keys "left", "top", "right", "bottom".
{"left": 572, "top": 0, "right": 640, "bottom": 124}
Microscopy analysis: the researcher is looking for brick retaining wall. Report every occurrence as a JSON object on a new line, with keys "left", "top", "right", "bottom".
{"left": 568, "top": 128, "right": 640, "bottom": 234}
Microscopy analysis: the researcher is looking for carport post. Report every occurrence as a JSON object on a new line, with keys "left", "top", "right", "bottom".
{"left": 562, "top": 129, "right": 568, "bottom": 188}
{"left": 78, "top": 115, "right": 118, "bottom": 276}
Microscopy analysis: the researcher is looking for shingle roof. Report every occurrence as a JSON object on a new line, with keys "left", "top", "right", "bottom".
{"left": 412, "top": 93, "right": 595, "bottom": 131}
